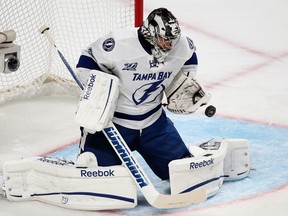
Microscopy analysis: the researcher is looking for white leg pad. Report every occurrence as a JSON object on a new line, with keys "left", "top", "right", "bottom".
{"left": 2, "top": 157, "right": 137, "bottom": 210}
{"left": 169, "top": 139, "right": 228, "bottom": 197}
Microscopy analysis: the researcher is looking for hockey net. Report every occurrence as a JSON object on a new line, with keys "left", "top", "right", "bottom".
{"left": 0, "top": 0, "right": 143, "bottom": 104}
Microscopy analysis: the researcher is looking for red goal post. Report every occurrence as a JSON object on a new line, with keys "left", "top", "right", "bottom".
{"left": 0, "top": 0, "right": 143, "bottom": 104}
{"left": 135, "top": 0, "right": 144, "bottom": 27}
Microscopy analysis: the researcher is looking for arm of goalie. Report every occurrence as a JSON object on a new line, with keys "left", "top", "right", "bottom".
{"left": 165, "top": 71, "right": 211, "bottom": 114}
{"left": 74, "top": 70, "right": 119, "bottom": 133}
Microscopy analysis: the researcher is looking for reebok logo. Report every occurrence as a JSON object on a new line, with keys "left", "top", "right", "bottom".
{"left": 190, "top": 158, "right": 214, "bottom": 169}
{"left": 83, "top": 74, "right": 96, "bottom": 100}
{"left": 80, "top": 169, "right": 115, "bottom": 177}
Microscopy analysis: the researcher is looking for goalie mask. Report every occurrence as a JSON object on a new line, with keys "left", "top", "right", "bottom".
{"left": 140, "top": 8, "right": 181, "bottom": 62}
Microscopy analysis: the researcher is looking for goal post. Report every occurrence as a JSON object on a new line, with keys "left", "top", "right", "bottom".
{"left": 135, "top": 0, "right": 144, "bottom": 28}
{"left": 0, "top": 0, "right": 143, "bottom": 104}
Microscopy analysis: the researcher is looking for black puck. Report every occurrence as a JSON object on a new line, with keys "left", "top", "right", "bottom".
{"left": 205, "top": 105, "right": 216, "bottom": 117}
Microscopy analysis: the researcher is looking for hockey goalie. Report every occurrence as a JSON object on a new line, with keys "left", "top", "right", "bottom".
{"left": 1, "top": 7, "right": 251, "bottom": 210}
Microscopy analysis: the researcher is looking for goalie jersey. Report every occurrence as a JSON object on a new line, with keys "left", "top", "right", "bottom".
{"left": 76, "top": 28, "right": 198, "bottom": 130}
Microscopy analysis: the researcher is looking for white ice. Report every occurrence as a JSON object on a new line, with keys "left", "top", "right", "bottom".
{"left": 1, "top": 0, "right": 288, "bottom": 215}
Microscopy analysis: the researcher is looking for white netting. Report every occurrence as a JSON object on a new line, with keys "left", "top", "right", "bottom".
{"left": 0, "top": 0, "right": 137, "bottom": 104}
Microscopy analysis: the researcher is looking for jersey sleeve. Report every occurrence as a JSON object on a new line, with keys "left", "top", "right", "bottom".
{"left": 180, "top": 36, "right": 198, "bottom": 78}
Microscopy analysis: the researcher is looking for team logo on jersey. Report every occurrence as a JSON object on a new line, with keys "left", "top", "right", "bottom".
{"left": 102, "top": 38, "right": 115, "bottom": 52}
{"left": 132, "top": 71, "right": 172, "bottom": 81}
{"left": 132, "top": 79, "right": 165, "bottom": 105}
{"left": 186, "top": 36, "right": 195, "bottom": 50}
{"left": 122, "top": 62, "right": 138, "bottom": 71}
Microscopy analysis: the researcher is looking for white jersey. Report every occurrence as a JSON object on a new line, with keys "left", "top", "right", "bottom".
{"left": 76, "top": 28, "right": 197, "bottom": 130}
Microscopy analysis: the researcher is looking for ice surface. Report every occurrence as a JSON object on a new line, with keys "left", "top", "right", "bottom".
{"left": 1, "top": 0, "right": 288, "bottom": 215}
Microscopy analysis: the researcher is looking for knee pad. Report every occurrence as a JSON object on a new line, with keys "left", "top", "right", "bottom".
{"left": 76, "top": 151, "right": 98, "bottom": 168}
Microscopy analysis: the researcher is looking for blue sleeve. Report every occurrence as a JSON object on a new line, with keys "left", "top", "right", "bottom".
{"left": 76, "top": 55, "right": 103, "bottom": 71}
{"left": 184, "top": 52, "right": 198, "bottom": 66}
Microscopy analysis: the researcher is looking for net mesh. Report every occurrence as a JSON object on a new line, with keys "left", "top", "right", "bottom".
{"left": 0, "top": 0, "right": 136, "bottom": 104}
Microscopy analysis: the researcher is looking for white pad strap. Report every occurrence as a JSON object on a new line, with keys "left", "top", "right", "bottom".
{"left": 165, "top": 71, "right": 211, "bottom": 114}
{"left": 74, "top": 70, "right": 119, "bottom": 133}
{"left": 2, "top": 157, "right": 137, "bottom": 210}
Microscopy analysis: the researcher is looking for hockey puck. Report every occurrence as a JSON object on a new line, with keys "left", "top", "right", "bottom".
{"left": 205, "top": 105, "right": 216, "bottom": 117}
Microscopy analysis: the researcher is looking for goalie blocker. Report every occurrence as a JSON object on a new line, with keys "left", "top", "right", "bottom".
{"left": 74, "top": 70, "right": 119, "bottom": 133}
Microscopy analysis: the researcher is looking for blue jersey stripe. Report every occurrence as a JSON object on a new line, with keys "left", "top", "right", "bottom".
{"left": 184, "top": 52, "right": 198, "bottom": 65}
{"left": 76, "top": 55, "right": 103, "bottom": 71}
{"left": 114, "top": 104, "right": 162, "bottom": 121}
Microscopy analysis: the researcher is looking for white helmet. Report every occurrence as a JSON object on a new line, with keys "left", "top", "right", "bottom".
{"left": 140, "top": 8, "right": 181, "bottom": 62}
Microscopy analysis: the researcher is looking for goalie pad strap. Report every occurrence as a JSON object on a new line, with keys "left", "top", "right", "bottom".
{"left": 75, "top": 70, "right": 119, "bottom": 133}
